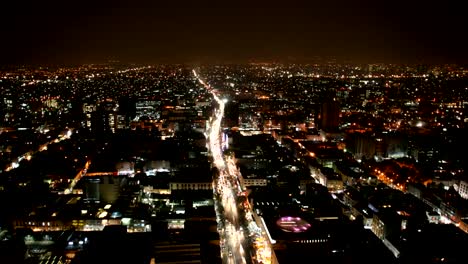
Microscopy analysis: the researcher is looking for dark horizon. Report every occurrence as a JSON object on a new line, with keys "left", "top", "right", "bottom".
{"left": 2, "top": 0, "right": 467, "bottom": 65}
{"left": 2, "top": 58, "right": 468, "bottom": 69}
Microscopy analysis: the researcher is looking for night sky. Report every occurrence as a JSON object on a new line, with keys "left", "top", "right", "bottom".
{"left": 2, "top": 0, "right": 467, "bottom": 65}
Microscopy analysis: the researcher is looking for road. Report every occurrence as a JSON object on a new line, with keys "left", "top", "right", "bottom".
{"left": 64, "top": 160, "right": 91, "bottom": 195}
{"left": 4, "top": 128, "right": 74, "bottom": 172}
{"left": 194, "top": 70, "right": 275, "bottom": 264}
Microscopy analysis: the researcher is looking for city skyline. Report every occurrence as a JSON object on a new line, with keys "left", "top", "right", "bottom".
{"left": 2, "top": 0, "right": 467, "bottom": 65}
{"left": 1, "top": 62, "right": 467, "bottom": 263}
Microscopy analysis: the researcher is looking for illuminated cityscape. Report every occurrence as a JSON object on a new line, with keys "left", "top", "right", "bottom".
{"left": 1, "top": 1, "right": 468, "bottom": 264}
{"left": 0, "top": 62, "right": 467, "bottom": 264}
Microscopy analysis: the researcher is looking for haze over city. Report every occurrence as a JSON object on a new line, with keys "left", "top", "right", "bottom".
{"left": 1, "top": 0, "right": 467, "bottom": 65}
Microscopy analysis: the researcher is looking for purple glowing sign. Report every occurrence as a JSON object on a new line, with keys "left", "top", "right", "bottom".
{"left": 276, "top": 216, "right": 311, "bottom": 233}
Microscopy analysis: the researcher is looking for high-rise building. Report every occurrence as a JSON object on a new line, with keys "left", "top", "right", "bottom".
{"left": 457, "top": 180, "right": 468, "bottom": 199}
{"left": 319, "top": 100, "right": 340, "bottom": 132}
{"left": 118, "top": 97, "right": 136, "bottom": 127}
{"left": 82, "top": 103, "right": 96, "bottom": 129}
{"left": 347, "top": 133, "right": 375, "bottom": 160}
{"left": 84, "top": 176, "right": 122, "bottom": 204}
{"left": 223, "top": 100, "right": 239, "bottom": 128}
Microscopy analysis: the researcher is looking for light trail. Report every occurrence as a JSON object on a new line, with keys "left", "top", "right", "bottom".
{"left": 64, "top": 160, "right": 91, "bottom": 195}
{"left": 4, "top": 129, "right": 74, "bottom": 172}
{"left": 194, "top": 69, "right": 274, "bottom": 264}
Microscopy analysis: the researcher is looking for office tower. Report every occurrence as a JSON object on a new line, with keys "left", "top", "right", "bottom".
{"left": 320, "top": 100, "right": 340, "bottom": 132}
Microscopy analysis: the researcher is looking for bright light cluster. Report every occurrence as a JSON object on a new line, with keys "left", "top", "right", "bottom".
{"left": 195, "top": 69, "right": 274, "bottom": 264}
{"left": 276, "top": 216, "right": 311, "bottom": 233}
